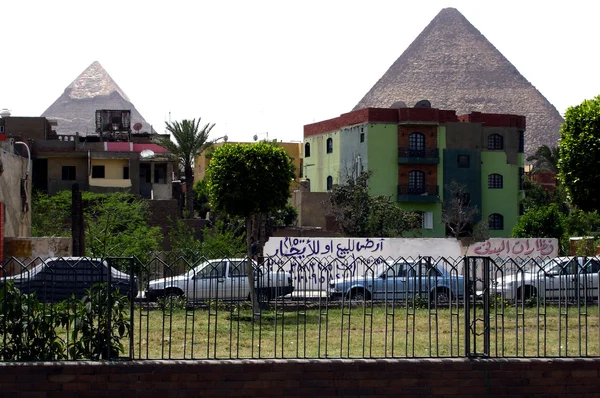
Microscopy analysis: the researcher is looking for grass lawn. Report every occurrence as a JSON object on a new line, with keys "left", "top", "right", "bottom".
{"left": 125, "top": 301, "right": 600, "bottom": 360}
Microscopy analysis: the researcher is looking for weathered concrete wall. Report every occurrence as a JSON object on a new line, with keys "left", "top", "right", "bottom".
{"left": 0, "top": 141, "right": 31, "bottom": 237}
{"left": 3, "top": 237, "right": 71, "bottom": 275}
{"left": 291, "top": 190, "right": 330, "bottom": 229}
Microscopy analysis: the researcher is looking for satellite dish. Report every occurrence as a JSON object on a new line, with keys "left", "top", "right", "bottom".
{"left": 133, "top": 122, "right": 143, "bottom": 131}
{"left": 0, "top": 108, "right": 12, "bottom": 118}
{"left": 253, "top": 134, "right": 258, "bottom": 141}
{"left": 140, "top": 149, "right": 155, "bottom": 159}
{"left": 223, "top": 135, "right": 228, "bottom": 142}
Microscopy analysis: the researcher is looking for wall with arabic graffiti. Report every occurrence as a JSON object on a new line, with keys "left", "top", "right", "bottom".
{"left": 264, "top": 237, "right": 559, "bottom": 293}
{"left": 465, "top": 238, "right": 557, "bottom": 257}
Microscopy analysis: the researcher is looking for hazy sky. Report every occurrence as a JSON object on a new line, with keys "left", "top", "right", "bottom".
{"left": 2, "top": 1, "right": 599, "bottom": 143}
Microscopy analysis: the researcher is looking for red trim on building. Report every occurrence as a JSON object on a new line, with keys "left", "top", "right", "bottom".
{"left": 457, "top": 112, "right": 526, "bottom": 129}
{"left": 304, "top": 107, "right": 525, "bottom": 138}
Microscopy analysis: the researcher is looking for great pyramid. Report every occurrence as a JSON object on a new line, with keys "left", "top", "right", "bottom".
{"left": 42, "top": 61, "right": 155, "bottom": 135}
{"left": 354, "top": 8, "right": 563, "bottom": 157}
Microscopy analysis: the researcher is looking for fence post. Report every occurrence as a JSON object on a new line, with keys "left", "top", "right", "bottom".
{"left": 106, "top": 257, "right": 112, "bottom": 360}
{"left": 464, "top": 256, "right": 491, "bottom": 357}
{"left": 463, "top": 256, "right": 470, "bottom": 356}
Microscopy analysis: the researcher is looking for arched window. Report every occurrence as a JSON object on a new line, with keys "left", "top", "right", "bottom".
{"left": 304, "top": 142, "right": 311, "bottom": 158}
{"left": 488, "top": 134, "right": 503, "bottom": 150}
{"left": 409, "top": 132, "right": 425, "bottom": 157}
{"left": 408, "top": 170, "right": 425, "bottom": 194}
{"left": 326, "top": 138, "right": 333, "bottom": 154}
{"left": 488, "top": 213, "right": 504, "bottom": 230}
{"left": 488, "top": 173, "right": 503, "bottom": 189}
{"left": 326, "top": 175, "right": 333, "bottom": 191}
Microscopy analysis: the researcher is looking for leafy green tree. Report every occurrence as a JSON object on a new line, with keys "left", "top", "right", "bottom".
{"left": 153, "top": 118, "right": 216, "bottom": 218}
{"left": 31, "top": 190, "right": 73, "bottom": 237}
{"left": 85, "top": 192, "right": 162, "bottom": 263}
{"left": 511, "top": 204, "right": 565, "bottom": 240}
{"left": 193, "top": 179, "right": 211, "bottom": 219}
{"left": 527, "top": 145, "right": 560, "bottom": 174}
{"left": 559, "top": 96, "right": 600, "bottom": 211}
{"left": 205, "top": 142, "right": 295, "bottom": 313}
{"left": 328, "top": 171, "right": 421, "bottom": 237}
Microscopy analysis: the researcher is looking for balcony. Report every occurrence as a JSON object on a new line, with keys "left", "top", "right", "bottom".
{"left": 398, "top": 147, "right": 439, "bottom": 164}
{"left": 397, "top": 184, "right": 439, "bottom": 203}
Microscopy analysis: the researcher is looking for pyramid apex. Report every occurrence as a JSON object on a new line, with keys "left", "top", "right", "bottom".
{"left": 65, "top": 61, "right": 130, "bottom": 102}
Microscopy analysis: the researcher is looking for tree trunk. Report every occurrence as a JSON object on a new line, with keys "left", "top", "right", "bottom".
{"left": 184, "top": 165, "right": 194, "bottom": 219}
{"left": 246, "top": 216, "right": 259, "bottom": 318}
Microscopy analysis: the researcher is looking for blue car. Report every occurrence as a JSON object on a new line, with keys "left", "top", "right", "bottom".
{"left": 329, "top": 259, "right": 465, "bottom": 302}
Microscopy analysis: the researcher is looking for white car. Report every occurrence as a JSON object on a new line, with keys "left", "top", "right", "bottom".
{"left": 493, "top": 256, "right": 600, "bottom": 301}
{"left": 145, "top": 258, "right": 293, "bottom": 302}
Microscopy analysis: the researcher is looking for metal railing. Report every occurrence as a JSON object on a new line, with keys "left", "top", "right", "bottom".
{"left": 397, "top": 147, "right": 439, "bottom": 159}
{"left": 1, "top": 254, "right": 599, "bottom": 361}
{"left": 397, "top": 184, "right": 439, "bottom": 196}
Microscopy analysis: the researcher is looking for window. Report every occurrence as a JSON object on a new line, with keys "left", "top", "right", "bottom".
{"left": 409, "top": 132, "right": 425, "bottom": 157}
{"left": 197, "top": 261, "right": 227, "bottom": 278}
{"left": 360, "top": 133, "right": 365, "bottom": 143}
{"left": 304, "top": 142, "right": 311, "bottom": 157}
{"left": 518, "top": 131, "right": 525, "bottom": 153}
{"left": 154, "top": 163, "right": 167, "bottom": 184}
{"left": 488, "top": 134, "right": 503, "bottom": 150}
{"left": 123, "top": 166, "right": 129, "bottom": 180}
{"left": 326, "top": 138, "right": 333, "bottom": 154}
{"left": 519, "top": 167, "right": 524, "bottom": 190}
{"left": 408, "top": 170, "right": 425, "bottom": 194}
{"left": 457, "top": 155, "right": 470, "bottom": 168}
{"left": 488, "top": 213, "right": 504, "bottom": 230}
{"left": 488, "top": 173, "right": 503, "bottom": 189}
{"left": 422, "top": 212, "right": 433, "bottom": 229}
{"left": 326, "top": 175, "right": 333, "bottom": 191}
{"left": 61, "top": 166, "right": 76, "bottom": 181}
{"left": 91, "top": 165, "right": 105, "bottom": 178}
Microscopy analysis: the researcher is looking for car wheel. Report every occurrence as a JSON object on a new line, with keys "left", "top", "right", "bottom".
{"left": 256, "top": 290, "right": 269, "bottom": 303}
{"left": 517, "top": 286, "right": 536, "bottom": 300}
{"left": 431, "top": 288, "right": 451, "bottom": 303}
{"left": 348, "top": 289, "right": 368, "bottom": 302}
{"left": 164, "top": 289, "right": 184, "bottom": 305}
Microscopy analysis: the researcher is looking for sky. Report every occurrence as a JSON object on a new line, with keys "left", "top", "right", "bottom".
{"left": 2, "top": 1, "right": 599, "bottom": 143}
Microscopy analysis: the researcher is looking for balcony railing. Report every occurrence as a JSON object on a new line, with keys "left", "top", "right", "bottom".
{"left": 398, "top": 147, "right": 439, "bottom": 164}
{"left": 397, "top": 184, "right": 439, "bottom": 202}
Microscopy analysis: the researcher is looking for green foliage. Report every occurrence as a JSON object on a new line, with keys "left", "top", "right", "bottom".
{"left": 153, "top": 118, "right": 216, "bottom": 218}
{"left": 193, "top": 179, "right": 211, "bottom": 219}
{"left": 157, "top": 294, "right": 187, "bottom": 311}
{"left": 0, "top": 281, "right": 67, "bottom": 361}
{"left": 31, "top": 190, "right": 73, "bottom": 237}
{"left": 68, "top": 283, "right": 131, "bottom": 360}
{"left": 270, "top": 203, "right": 298, "bottom": 228}
{"left": 328, "top": 171, "right": 421, "bottom": 237}
{"left": 527, "top": 145, "right": 560, "bottom": 174}
{"left": 511, "top": 204, "right": 565, "bottom": 239}
{"left": 169, "top": 218, "right": 246, "bottom": 260}
{"left": 206, "top": 142, "right": 295, "bottom": 217}
{"left": 559, "top": 95, "right": 600, "bottom": 211}
{"left": 85, "top": 192, "right": 162, "bottom": 263}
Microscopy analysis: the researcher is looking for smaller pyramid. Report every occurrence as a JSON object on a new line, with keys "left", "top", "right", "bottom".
{"left": 42, "top": 61, "right": 154, "bottom": 135}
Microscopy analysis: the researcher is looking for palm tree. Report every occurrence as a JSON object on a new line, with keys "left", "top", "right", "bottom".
{"left": 153, "top": 118, "right": 216, "bottom": 218}
{"left": 527, "top": 145, "right": 560, "bottom": 174}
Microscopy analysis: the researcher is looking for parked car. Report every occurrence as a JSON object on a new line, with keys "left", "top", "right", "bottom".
{"left": 145, "top": 258, "right": 294, "bottom": 302}
{"left": 492, "top": 256, "right": 600, "bottom": 301}
{"left": 1, "top": 257, "right": 137, "bottom": 302}
{"left": 329, "top": 260, "right": 465, "bottom": 302}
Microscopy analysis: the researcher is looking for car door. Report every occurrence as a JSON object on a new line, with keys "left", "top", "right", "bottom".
{"left": 191, "top": 260, "right": 228, "bottom": 300}
{"left": 579, "top": 258, "right": 600, "bottom": 301}
{"left": 378, "top": 261, "right": 410, "bottom": 300}
{"left": 228, "top": 259, "right": 250, "bottom": 300}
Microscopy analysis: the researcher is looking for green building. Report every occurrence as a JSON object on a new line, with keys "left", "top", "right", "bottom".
{"left": 303, "top": 104, "right": 525, "bottom": 238}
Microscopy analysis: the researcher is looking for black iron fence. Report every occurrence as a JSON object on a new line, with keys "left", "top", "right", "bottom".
{"left": 1, "top": 254, "right": 599, "bottom": 361}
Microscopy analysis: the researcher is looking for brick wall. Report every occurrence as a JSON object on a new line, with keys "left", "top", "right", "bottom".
{"left": 1, "top": 358, "right": 599, "bottom": 397}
